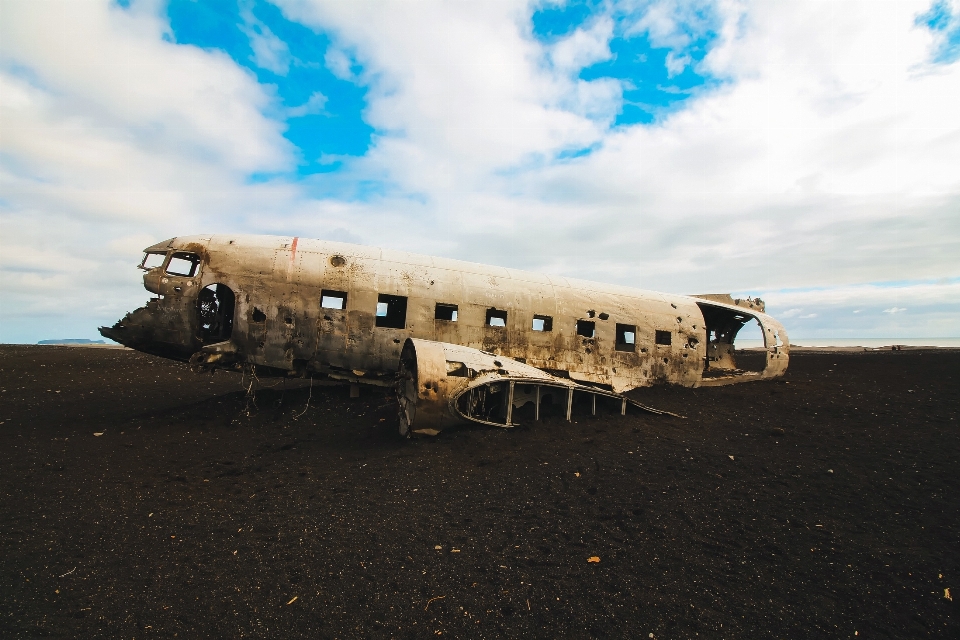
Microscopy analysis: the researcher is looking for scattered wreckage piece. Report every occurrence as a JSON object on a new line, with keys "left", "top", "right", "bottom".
{"left": 100, "top": 234, "right": 789, "bottom": 436}
{"left": 396, "top": 338, "right": 682, "bottom": 436}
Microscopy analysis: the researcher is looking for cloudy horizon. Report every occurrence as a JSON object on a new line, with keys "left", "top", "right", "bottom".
{"left": 1, "top": 0, "right": 958, "bottom": 344}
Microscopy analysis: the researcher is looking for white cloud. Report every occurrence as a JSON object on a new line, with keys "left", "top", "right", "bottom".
{"left": 664, "top": 50, "right": 692, "bottom": 76}
{"left": 1, "top": 0, "right": 958, "bottom": 342}
{"left": 751, "top": 281, "right": 957, "bottom": 337}
{"left": 240, "top": 1, "right": 292, "bottom": 75}
{"left": 754, "top": 280, "right": 959, "bottom": 310}
{"left": 286, "top": 90, "right": 328, "bottom": 117}
{"left": 0, "top": 0, "right": 301, "bottom": 341}
{"left": 919, "top": 0, "right": 960, "bottom": 62}
{"left": 277, "top": 0, "right": 609, "bottom": 186}
{"left": 324, "top": 47, "right": 356, "bottom": 80}
{"left": 547, "top": 16, "right": 614, "bottom": 74}
{"left": 1, "top": 1, "right": 291, "bottom": 173}
{"left": 270, "top": 0, "right": 959, "bottom": 293}
{"left": 624, "top": 0, "right": 708, "bottom": 49}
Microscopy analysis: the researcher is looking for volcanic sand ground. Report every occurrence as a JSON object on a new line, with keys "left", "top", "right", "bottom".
{"left": 1, "top": 345, "right": 957, "bottom": 639}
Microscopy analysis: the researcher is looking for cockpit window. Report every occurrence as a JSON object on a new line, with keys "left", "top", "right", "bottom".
{"left": 166, "top": 252, "right": 201, "bottom": 277}
{"left": 140, "top": 252, "right": 167, "bottom": 270}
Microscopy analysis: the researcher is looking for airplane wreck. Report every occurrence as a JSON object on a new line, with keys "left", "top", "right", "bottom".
{"left": 100, "top": 235, "right": 789, "bottom": 436}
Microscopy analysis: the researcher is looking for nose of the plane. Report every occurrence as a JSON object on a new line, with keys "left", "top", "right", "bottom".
{"left": 98, "top": 325, "right": 126, "bottom": 345}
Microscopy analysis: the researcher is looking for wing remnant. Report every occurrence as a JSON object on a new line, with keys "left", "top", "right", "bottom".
{"left": 397, "top": 339, "right": 681, "bottom": 436}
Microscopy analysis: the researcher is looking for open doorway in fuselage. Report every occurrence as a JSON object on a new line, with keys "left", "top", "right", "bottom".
{"left": 198, "top": 284, "right": 235, "bottom": 344}
{"left": 696, "top": 302, "right": 766, "bottom": 375}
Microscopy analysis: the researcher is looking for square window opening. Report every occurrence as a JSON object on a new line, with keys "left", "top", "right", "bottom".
{"left": 655, "top": 330, "right": 672, "bottom": 346}
{"left": 616, "top": 324, "right": 636, "bottom": 352}
{"left": 320, "top": 290, "right": 348, "bottom": 310}
{"left": 165, "top": 252, "right": 200, "bottom": 277}
{"left": 576, "top": 320, "right": 596, "bottom": 338}
{"left": 532, "top": 315, "right": 553, "bottom": 332}
{"left": 486, "top": 308, "right": 507, "bottom": 327}
{"left": 140, "top": 252, "right": 167, "bottom": 270}
{"left": 435, "top": 303, "right": 458, "bottom": 322}
{"left": 376, "top": 294, "right": 408, "bottom": 329}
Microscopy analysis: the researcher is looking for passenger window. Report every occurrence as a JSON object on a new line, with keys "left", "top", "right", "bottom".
{"left": 486, "top": 308, "right": 507, "bottom": 327}
{"left": 435, "top": 303, "right": 458, "bottom": 321}
{"left": 166, "top": 252, "right": 200, "bottom": 277}
{"left": 532, "top": 315, "right": 552, "bottom": 332}
{"left": 376, "top": 294, "right": 408, "bottom": 329}
{"left": 320, "top": 290, "right": 347, "bottom": 310}
{"left": 576, "top": 320, "right": 595, "bottom": 338}
{"left": 616, "top": 324, "right": 636, "bottom": 352}
{"left": 655, "top": 330, "right": 672, "bottom": 345}
{"left": 140, "top": 252, "right": 167, "bottom": 270}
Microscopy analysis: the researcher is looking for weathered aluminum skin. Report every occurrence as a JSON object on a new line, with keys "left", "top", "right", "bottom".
{"left": 396, "top": 338, "right": 681, "bottom": 436}
{"left": 101, "top": 234, "right": 789, "bottom": 431}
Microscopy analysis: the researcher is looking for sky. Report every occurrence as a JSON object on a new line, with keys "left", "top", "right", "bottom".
{"left": 1, "top": 0, "right": 958, "bottom": 344}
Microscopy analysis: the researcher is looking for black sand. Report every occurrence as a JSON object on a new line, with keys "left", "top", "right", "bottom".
{"left": 1, "top": 345, "right": 957, "bottom": 638}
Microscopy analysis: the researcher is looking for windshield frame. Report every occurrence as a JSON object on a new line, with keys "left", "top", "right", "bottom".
{"left": 165, "top": 252, "right": 202, "bottom": 278}
{"left": 139, "top": 251, "right": 169, "bottom": 271}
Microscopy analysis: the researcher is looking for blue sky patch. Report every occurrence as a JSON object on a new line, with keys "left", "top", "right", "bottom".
{"left": 164, "top": 0, "right": 374, "bottom": 175}
{"left": 582, "top": 29, "right": 721, "bottom": 125}
{"left": 556, "top": 142, "right": 602, "bottom": 160}
{"left": 532, "top": 1, "right": 724, "bottom": 126}
{"left": 916, "top": 0, "right": 960, "bottom": 64}
{"left": 531, "top": 0, "right": 603, "bottom": 42}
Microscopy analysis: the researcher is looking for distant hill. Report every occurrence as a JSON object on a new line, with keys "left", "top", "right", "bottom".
{"left": 38, "top": 339, "right": 107, "bottom": 345}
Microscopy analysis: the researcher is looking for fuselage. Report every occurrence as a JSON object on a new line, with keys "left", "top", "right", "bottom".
{"left": 101, "top": 234, "right": 789, "bottom": 392}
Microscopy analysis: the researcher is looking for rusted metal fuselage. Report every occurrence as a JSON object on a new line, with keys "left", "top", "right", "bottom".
{"left": 101, "top": 234, "right": 789, "bottom": 435}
